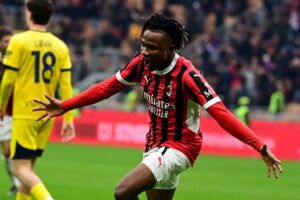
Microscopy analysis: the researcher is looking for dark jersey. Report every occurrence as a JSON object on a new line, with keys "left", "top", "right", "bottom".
{"left": 117, "top": 53, "right": 221, "bottom": 164}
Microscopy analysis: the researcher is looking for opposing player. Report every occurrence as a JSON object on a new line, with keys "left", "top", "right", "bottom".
{"left": 0, "top": 1, "right": 75, "bottom": 200}
{"left": 0, "top": 27, "right": 20, "bottom": 195}
{"left": 33, "top": 13, "right": 283, "bottom": 200}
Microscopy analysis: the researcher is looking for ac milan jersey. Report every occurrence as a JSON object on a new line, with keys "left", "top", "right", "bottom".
{"left": 116, "top": 53, "right": 221, "bottom": 164}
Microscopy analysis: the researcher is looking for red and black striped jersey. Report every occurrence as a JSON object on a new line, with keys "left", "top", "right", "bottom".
{"left": 116, "top": 53, "right": 221, "bottom": 164}
{"left": 62, "top": 52, "right": 263, "bottom": 164}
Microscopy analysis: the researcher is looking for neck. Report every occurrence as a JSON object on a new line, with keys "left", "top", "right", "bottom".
{"left": 29, "top": 24, "right": 47, "bottom": 32}
{"left": 168, "top": 53, "right": 175, "bottom": 65}
{"left": 159, "top": 53, "right": 175, "bottom": 70}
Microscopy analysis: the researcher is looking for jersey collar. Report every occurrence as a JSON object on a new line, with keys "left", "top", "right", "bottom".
{"left": 152, "top": 53, "right": 179, "bottom": 76}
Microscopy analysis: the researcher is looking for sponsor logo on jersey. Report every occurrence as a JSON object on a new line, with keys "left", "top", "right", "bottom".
{"left": 143, "top": 91, "right": 176, "bottom": 118}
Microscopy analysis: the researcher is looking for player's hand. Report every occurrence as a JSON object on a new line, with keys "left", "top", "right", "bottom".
{"left": 33, "top": 94, "right": 65, "bottom": 123}
{"left": 61, "top": 122, "right": 76, "bottom": 142}
{"left": 259, "top": 144, "right": 283, "bottom": 178}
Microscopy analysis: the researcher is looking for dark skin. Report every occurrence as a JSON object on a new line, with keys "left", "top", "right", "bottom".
{"left": 140, "top": 29, "right": 176, "bottom": 71}
{"left": 33, "top": 29, "right": 283, "bottom": 199}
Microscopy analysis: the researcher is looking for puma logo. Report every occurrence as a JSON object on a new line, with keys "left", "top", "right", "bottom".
{"left": 158, "top": 157, "right": 163, "bottom": 167}
{"left": 144, "top": 75, "right": 150, "bottom": 86}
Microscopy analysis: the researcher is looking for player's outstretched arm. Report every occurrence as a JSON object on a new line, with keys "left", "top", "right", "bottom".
{"left": 259, "top": 144, "right": 283, "bottom": 178}
{"left": 33, "top": 94, "right": 65, "bottom": 123}
{"left": 207, "top": 101, "right": 283, "bottom": 178}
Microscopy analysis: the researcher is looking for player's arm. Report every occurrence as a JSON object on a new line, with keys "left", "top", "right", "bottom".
{"left": 62, "top": 75, "right": 128, "bottom": 111}
{"left": 184, "top": 70, "right": 263, "bottom": 150}
{"left": 207, "top": 101, "right": 263, "bottom": 150}
{"left": 207, "top": 102, "right": 283, "bottom": 178}
{"left": 33, "top": 56, "right": 141, "bottom": 122}
{"left": 61, "top": 54, "right": 141, "bottom": 111}
{"left": 58, "top": 67, "right": 75, "bottom": 142}
{"left": 33, "top": 75, "right": 128, "bottom": 122}
{"left": 59, "top": 68, "right": 73, "bottom": 122}
{"left": 184, "top": 70, "right": 283, "bottom": 178}
{"left": 0, "top": 67, "right": 17, "bottom": 120}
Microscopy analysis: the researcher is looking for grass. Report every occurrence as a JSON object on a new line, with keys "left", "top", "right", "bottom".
{"left": 0, "top": 143, "right": 299, "bottom": 200}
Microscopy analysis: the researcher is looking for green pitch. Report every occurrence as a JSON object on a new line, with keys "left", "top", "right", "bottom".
{"left": 0, "top": 143, "right": 299, "bottom": 200}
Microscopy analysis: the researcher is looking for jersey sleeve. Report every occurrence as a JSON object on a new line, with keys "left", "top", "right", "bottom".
{"left": 184, "top": 70, "right": 221, "bottom": 109}
{"left": 2, "top": 36, "right": 21, "bottom": 70}
{"left": 61, "top": 55, "right": 141, "bottom": 112}
{"left": 62, "top": 75, "right": 128, "bottom": 111}
{"left": 207, "top": 101, "right": 264, "bottom": 151}
{"left": 116, "top": 54, "right": 143, "bottom": 85}
{"left": 59, "top": 45, "right": 73, "bottom": 122}
{"left": 60, "top": 44, "right": 72, "bottom": 71}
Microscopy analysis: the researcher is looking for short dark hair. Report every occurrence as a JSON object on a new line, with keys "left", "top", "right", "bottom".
{"left": 141, "top": 12, "right": 188, "bottom": 50}
{"left": 0, "top": 27, "right": 12, "bottom": 40}
{"left": 26, "top": 0, "right": 54, "bottom": 25}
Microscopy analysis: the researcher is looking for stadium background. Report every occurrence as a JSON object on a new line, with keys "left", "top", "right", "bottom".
{"left": 0, "top": 0, "right": 300, "bottom": 199}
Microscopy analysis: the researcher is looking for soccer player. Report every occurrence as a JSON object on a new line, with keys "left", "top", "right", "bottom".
{"left": 33, "top": 13, "right": 283, "bottom": 200}
{"left": 0, "top": 27, "right": 20, "bottom": 195}
{"left": 0, "top": 1, "right": 75, "bottom": 200}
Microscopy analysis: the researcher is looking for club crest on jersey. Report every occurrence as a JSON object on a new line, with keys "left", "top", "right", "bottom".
{"left": 166, "top": 84, "right": 172, "bottom": 97}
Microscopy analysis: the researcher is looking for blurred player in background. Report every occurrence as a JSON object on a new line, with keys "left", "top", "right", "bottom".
{"left": 235, "top": 96, "right": 251, "bottom": 127}
{"left": 0, "top": 0, "right": 75, "bottom": 200}
{"left": 0, "top": 26, "right": 20, "bottom": 196}
{"left": 33, "top": 13, "right": 283, "bottom": 200}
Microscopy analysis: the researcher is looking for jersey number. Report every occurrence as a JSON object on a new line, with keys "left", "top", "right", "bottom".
{"left": 32, "top": 51, "right": 56, "bottom": 83}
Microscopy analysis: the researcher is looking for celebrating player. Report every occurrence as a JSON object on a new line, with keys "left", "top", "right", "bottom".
{"left": 33, "top": 13, "right": 283, "bottom": 200}
{"left": 0, "top": 0, "right": 75, "bottom": 200}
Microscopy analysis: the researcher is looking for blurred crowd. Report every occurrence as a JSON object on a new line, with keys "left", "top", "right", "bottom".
{"left": 0, "top": 0, "right": 300, "bottom": 109}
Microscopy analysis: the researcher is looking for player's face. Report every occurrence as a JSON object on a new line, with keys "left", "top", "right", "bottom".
{"left": 0, "top": 35, "right": 11, "bottom": 52}
{"left": 140, "top": 30, "right": 175, "bottom": 71}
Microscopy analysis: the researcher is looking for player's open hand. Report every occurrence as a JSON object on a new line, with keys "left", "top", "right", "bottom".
{"left": 259, "top": 144, "right": 283, "bottom": 178}
{"left": 61, "top": 122, "right": 76, "bottom": 142}
{"left": 33, "top": 94, "right": 65, "bottom": 123}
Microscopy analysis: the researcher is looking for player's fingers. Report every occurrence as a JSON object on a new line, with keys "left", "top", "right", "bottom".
{"left": 42, "top": 116, "right": 52, "bottom": 124}
{"left": 272, "top": 165, "right": 279, "bottom": 178}
{"left": 270, "top": 154, "right": 281, "bottom": 163}
{"left": 45, "top": 94, "right": 55, "bottom": 102}
{"left": 33, "top": 99, "right": 48, "bottom": 106}
{"left": 62, "top": 135, "right": 73, "bottom": 142}
{"left": 267, "top": 166, "right": 271, "bottom": 178}
{"left": 32, "top": 107, "right": 46, "bottom": 112}
{"left": 36, "top": 113, "right": 48, "bottom": 121}
{"left": 275, "top": 162, "right": 283, "bottom": 173}
{"left": 62, "top": 132, "right": 74, "bottom": 142}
